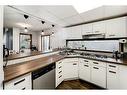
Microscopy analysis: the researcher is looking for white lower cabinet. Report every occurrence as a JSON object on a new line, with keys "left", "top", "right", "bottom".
{"left": 55, "top": 60, "right": 64, "bottom": 87}
{"left": 119, "top": 65, "right": 127, "bottom": 89}
{"left": 79, "top": 59, "right": 91, "bottom": 82}
{"left": 4, "top": 73, "right": 32, "bottom": 90}
{"left": 91, "top": 62, "right": 106, "bottom": 88}
{"left": 63, "top": 58, "right": 79, "bottom": 79}
{"left": 107, "top": 63, "right": 119, "bottom": 89}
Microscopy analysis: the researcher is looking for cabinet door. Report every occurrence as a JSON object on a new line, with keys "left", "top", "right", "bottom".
{"left": 79, "top": 59, "right": 91, "bottom": 82}
{"left": 107, "top": 64, "right": 119, "bottom": 89}
{"left": 119, "top": 65, "right": 127, "bottom": 89}
{"left": 92, "top": 21, "right": 106, "bottom": 34}
{"left": 82, "top": 23, "right": 93, "bottom": 35}
{"left": 66, "top": 25, "right": 82, "bottom": 39}
{"left": 63, "top": 61, "right": 78, "bottom": 79}
{"left": 106, "top": 17, "right": 127, "bottom": 38}
{"left": 91, "top": 66, "right": 106, "bottom": 88}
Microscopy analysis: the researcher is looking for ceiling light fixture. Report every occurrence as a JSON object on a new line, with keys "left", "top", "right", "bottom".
{"left": 41, "top": 30, "right": 44, "bottom": 35}
{"left": 52, "top": 24, "right": 55, "bottom": 27}
{"left": 24, "top": 27, "right": 28, "bottom": 33}
{"left": 24, "top": 14, "right": 29, "bottom": 19}
{"left": 41, "top": 21, "right": 45, "bottom": 24}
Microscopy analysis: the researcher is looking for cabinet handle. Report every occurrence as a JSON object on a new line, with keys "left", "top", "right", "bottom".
{"left": 84, "top": 65, "right": 89, "bottom": 67}
{"left": 22, "top": 87, "right": 26, "bottom": 90}
{"left": 93, "top": 62, "right": 99, "bottom": 64}
{"left": 109, "top": 65, "right": 116, "bottom": 68}
{"left": 95, "top": 31, "right": 100, "bottom": 33}
{"left": 109, "top": 71, "right": 116, "bottom": 74}
{"left": 58, "top": 71, "right": 62, "bottom": 74}
{"left": 73, "top": 63, "right": 77, "bottom": 65}
{"left": 14, "top": 79, "right": 25, "bottom": 85}
{"left": 59, "top": 66, "right": 62, "bottom": 69}
{"left": 93, "top": 67, "right": 99, "bottom": 69}
{"left": 84, "top": 60, "right": 88, "bottom": 62}
{"left": 58, "top": 62, "right": 62, "bottom": 64}
{"left": 59, "top": 75, "right": 62, "bottom": 78}
{"left": 109, "top": 34, "right": 115, "bottom": 37}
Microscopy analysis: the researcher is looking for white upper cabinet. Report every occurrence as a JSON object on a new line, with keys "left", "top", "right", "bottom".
{"left": 92, "top": 21, "right": 106, "bottom": 34}
{"left": 106, "top": 17, "right": 127, "bottom": 38}
{"left": 82, "top": 23, "right": 93, "bottom": 35}
{"left": 65, "top": 25, "right": 82, "bottom": 39}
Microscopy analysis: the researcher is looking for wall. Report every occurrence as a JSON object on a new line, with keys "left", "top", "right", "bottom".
{"left": 13, "top": 28, "right": 20, "bottom": 52}
{"left": 0, "top": 5, "right": 4, "bottom": 89}
{"left": 37, "top": 27, "right": 67, "bottom": 51}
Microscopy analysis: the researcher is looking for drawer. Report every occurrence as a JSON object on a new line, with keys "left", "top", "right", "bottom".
{"left": 4, "top": 73, "right": 31, "bottom": 90}
{"left": 63, "top": 58, "right": 79, "bottom": 62}
{"left": 92, "top": 61, "right": 106, "bottom": 67}
{"left": 80, "top": 59, "right": 90, "bottom": 64}
{"left": 107, "top": 63, "right": 119, "bottom": 71}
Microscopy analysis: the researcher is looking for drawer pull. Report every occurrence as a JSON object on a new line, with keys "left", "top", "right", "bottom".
{"left": 73, "top": 63, "right": 77, "bottom": 65}
{"left": 59, "top": 75, "right": 62, "bottom": 78}
{"left": 22, "top": 87, "right": 26, "bottom": 90}
{"left": 109, "top": 34, "right": 115, "bottom": 37}
{"left": 95, "top": 31, "right": 99, "bottom": 33}
{"left": 93, "top": 67, "right": 99, "bottom": 69}
{"left": 58, "top": 62, "right": 62, "bottom": 64}
{"left": 93, "top": 62, "right": 99, "bottom": 64}
{"left": 14, "top": 79, "right": 25, "bottom": 85}
{"left": 84, "top": 60, "right": 88, "bottom": 62}
{"left": 109, "top": 65, "right": 116, "bottom": 68}
{"left": 109, "top": 71, "right": 116, "bottom": 74}
{"left": 59, "top": 71, "right": 62, "bottom": 74}
{"left": 59, "top": 66, "right": 62, "bottom": 69}
{"left": 84, "top": 65, "right": 89, "bottom": 67}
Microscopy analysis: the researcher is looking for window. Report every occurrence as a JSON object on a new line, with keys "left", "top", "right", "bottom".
{"left": 41, "top": 35, "right": 50, "bottom": 51}
{"left": 20, "top": 33, "right": 32, "bottom": 51}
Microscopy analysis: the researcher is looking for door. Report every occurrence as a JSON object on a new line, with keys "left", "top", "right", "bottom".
{"left": 79, "top": 59, "right": 91, "bottom": 82}
{"left": 106, "top": 17, "right": 127, "bottom": 38}
{"left": 63, "top": 61, "right": 78, "bottom": 79}
{"left": 91, "top": 65, "right": 106, "bottom": 88}
{"left": 107, "top": 64, "right": 119, "bottom": 89}
{"left": 92, "top": 21, "right": 106, "bottom": 34}
{"left": 82, "top": 23, "right": 93, "bottom": 35}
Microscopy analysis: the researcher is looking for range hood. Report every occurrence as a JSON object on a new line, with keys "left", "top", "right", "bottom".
{"left": 82, "top": 33, "right": 105, "bottom": 39}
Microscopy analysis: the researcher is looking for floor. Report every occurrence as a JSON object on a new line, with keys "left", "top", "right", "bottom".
{"left": 56, "top": 79, "right": 104, "bottom": 90}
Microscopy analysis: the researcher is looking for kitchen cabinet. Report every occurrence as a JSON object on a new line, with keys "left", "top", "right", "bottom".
{"left": 107, "top": 63, "right": 119, "bottom": 89}
{"left": 82, "top": 23, "right": 93, "bottom": 35}
{"left": 91, "top": 61, "right": 106, "bottom": 88}
{"left": 79, "top": 58, "right": 92, "bottom": 82}
{"left": 4, "top": 73, "right": 32, "bottom": 90}
{"left": 106, "top": 17, "right": 127, "bottom": 38}
{"left": 119, "top": 65, "right": 127, "bottom": 89}
{"left": 92, "top": 21, "right": 106, "bottom": 34}
{"left": 55, "top": 60, "right": 64, "bottom": 87}
{"left": 66, "top": 25, "right": 82, "bottom": 39}
{"left": 63, "top": 58, "right": 79, "bottom": 80}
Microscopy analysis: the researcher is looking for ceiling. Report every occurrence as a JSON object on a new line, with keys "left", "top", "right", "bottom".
{"left": 4, "top": 5, "right": 127, "bottom": 32}
{"left": 4, "top": 5, "right": 84, "bottom": 32}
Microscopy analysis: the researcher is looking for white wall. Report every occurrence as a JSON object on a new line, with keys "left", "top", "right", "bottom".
{"left": 0, "top": 5, "right": 4, "bottom": 89}
{"left": 13, "top": 27, "right": 20, "bottom": 52}
{"left": 37, "top": 27, "right": 67, "bottom": 51}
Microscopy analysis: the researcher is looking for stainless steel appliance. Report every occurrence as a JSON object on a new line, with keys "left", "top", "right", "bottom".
{"left": 32, "top": 63, "right": 55, "bottom": 89}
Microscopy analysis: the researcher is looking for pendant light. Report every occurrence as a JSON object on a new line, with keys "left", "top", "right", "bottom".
{"left": 24, "top": 27, "right": 28, "bottom": 33}
{"left": 41, "top": 30, "right": 44, "bottom": 35}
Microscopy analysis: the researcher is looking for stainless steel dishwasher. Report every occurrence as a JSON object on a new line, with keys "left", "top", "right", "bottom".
{"left": 32, "top": 63, "right": 55, "bottom": 89}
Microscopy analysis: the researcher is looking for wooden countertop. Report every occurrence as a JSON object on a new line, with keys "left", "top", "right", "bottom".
{"left": 4, "top": 53, "right": 127, "bottom": 83}
{"left": 4, "top": 50, "right": 57, "bottom": 61}
{"left": 4, "top": 54, "right": 65, "bottom": 82}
